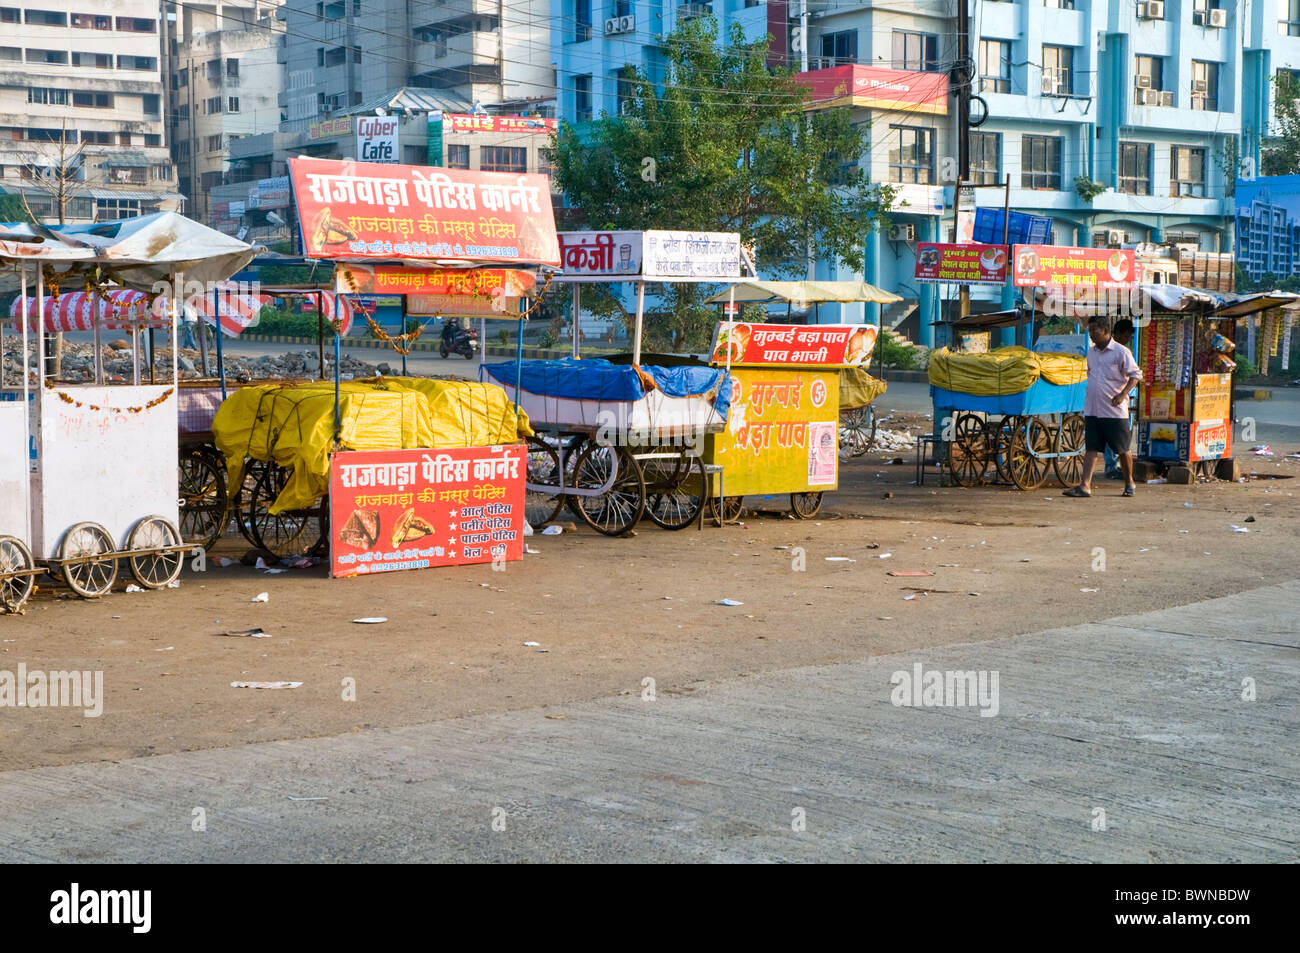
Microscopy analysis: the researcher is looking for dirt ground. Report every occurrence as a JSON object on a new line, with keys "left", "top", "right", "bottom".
{"left": 3, "top": 433, "right": 1298, "bottom": 773}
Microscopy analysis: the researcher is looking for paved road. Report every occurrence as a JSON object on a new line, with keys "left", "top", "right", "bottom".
{"left": 1, "top": 582, "right": 1294, "bottom": 862}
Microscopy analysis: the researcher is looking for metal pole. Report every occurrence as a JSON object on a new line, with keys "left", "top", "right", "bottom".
{"left": 480, "top": 316, "right": 487, "bottom": 363}
{"left": 799, "top": 0, "right": 808, "bottom": 73}
{"left": 215, "top": 286, "right": 227, "bottom": 399}
{"left": 91, "top": 290, "right": 103, "bottom": 385}
{"left": 171, "top": 269, "right": 181, "bottom": 386}
{"left": 514, "top": 316, "right": 524, "bottom": 412}
{"left": 1002, "top": 174, "right": 1011, "bottom": 245}
{"left": 36, "top": 268, "right": 45, "bottom": 393}
{"left": 633, "top": 281, "right": 645, "bottom": 364}
{"left": 333, "top": 294, "right": 342, "bottom": 444}
{"left": 195, "top": 288, "right": 210, "bottom": 377}
{"left": 399, "top": 295, "right": 408, "bottom": 376}
{"left": 571, "top": 283, "right": 580, "bottom": 358}
{"left": 317, "top": 291, "right": 326, "bottom": 382}
{"left": 20, "top": 265, "right": 31, "bottom": 547}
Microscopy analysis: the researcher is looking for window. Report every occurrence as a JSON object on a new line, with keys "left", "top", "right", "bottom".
{"left": 29, "top": 50, "right": 69, "bottom": 65}
{"left": 324, "top": 1, "right": 345, "bottom": 18}
{"left": 481, "top": 146, "right": 527, "bottom": 173}
{"left": 177, "top": 104, "right": 190, "bottom": 120}
{"left": 1042, "top": 45, "right": 1074, "bottom": 95}
{"left": 206, "top": 134, "right": 223, "bottom": 152}
{"left": 888, "top": 125, "right": 934, "bottom": 184}
{"left": 0, "top": 47, "right": 18, "bottom": 62}
{"left": 25, "top": 10, "right": 67, "bottom": 27}
{"left": 72, "top": 92, "right": 113, "bottom": 108}
{"left": 145, "top": 135, "right": 162, "bottom": 148}
{"left": 227, "top": 58, "right": 239, "bottom": 78}
{"left": 152, "top": 163, "right": 171, "bottom": 179}
{"left": 316, "top": 48, "right": 325, "bottom": 67}
{"left": 27, "top": 128, "right": 66, "bottom": 142}
{"left": 1043, "top": 0, "right": 1075, "bottom": 7}
{"left": 200, "top": 171, "right": 223, "bottom": 189}
{"left": 80, "top": 130, "right": 113, "bottom": 144}
{"left": 71, "top": 52, "right": 112, "bottom": 68}
{"left": 1191, "top": 60, "right": 1219, "bottom": 111}
{"left": 353, "top": 46, "right": 362, "bottom": 64}
{"left": 178, "top": 68, "right": 188, "bottom": 88}
{"left": 119, "top": 56, "right": 157, "bottom": 71}
{"left": 575, "top": 74, "right": 592, "bottom": 123}
{"left": 108, "top": 164, "right": 146, "bottom": 184}
{"left": 115, "top": 17, "right": 156, "bottom": 33}
{"left": 970, "top": 132, "right": 1001, "bottom": 185}
{"left": 1021, "top": 135, "right": 1062, "bottom": 189}
{"left": 1171, "top": 145, "right": 1206, "bottom": 197}
{"left": 28, "top": 88, "right": 69, "bottom": 105}
{"left": 820, "top": 30, "right": 857, "bottom": 67}
{"left": 142, "top": 94, "right": 159, "bottom": 115}
{"left": 447, "top": 144, "right": 470, "bottom": 169}
{"left": 324, "top": 47, "right": 346, "bottom": 68}
{"left": 97, "top": 198, "right": 141, "bottom": 220}
{"left": 1135, "top": 55, "right": 1163, "bottom": 91}
{"left": 0, "top": 8, "right": 17, "bottom": 24}
{"left": 206, "top": 97, "right": 223, "bottom": 114}
{"left": 615, "top": 66, "right": 637, "bottom": 115}
{"left": 573, "top": 0, "right": 591, "bottom": 42}
{"left": 70, "top": 13, "right": 112, "bottom": 29}
{"left": 1282, "top": 0, "right": 1300, "bottom": 35}
{"left": 176, "top": 142, "right": 190, "bottom": 161}
{"left": 892, "top": 31, "right": 939, "bottom": 71}
{"left": 614, "top": 0, "right": 632, "bottom": 15}
{"left": 1119, "top": 142, "right": 1151, "bottom": 195}
{"left": 229, "top": 98, "right": 240, "bottom": 112}
{"left": 979, "top": 39, "right": 1010, "bottom": 93}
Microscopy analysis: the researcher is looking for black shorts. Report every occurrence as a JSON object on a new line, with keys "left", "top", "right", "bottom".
{"left": 1084, "top": 416, "right": 1131, "bottom": 455}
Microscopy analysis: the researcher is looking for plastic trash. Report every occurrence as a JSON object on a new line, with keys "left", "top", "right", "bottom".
{"left": 230, "top": 681, "right": 301, "bottom": 689}
{"left": 718, "top": 598, "right": 744, "bottom": 606}
{"left": 125, "top": 584, "right": 143, "bottom": 593}
{"left": 825, "top": 557, "right": 856, "bottom": 562}
{"left": 251, "top": 592, "right": 269, "bottom": 603}
{"left": 878, "top": 553, "right": 893, "bottom": 559}
{"left": 218, "top": 628, "right": 269, "bottom": 638}
{"left": 523, "top": 520, "right": 534, "bottom": 537}
{"left": 352, "top": 617, "right": 388, "bottom": 624}
{"left": 541, "top": 525, "right": 563, "bottom": 535}
{"left": 1230, "top": 525, "right": 1249, "bottom": 533}
{"left": 523, "top": 641, "right": 540, "bottom": 646}
{"left": 524, "top": 546, "right": 541, "bottom": 554}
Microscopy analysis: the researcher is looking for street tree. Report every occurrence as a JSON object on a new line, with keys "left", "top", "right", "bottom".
{"left": 1261, "top": 72, "right": 1300, "bottom": 177}
{"left": 548, "top": 17, "right": 894, "bottom": 350}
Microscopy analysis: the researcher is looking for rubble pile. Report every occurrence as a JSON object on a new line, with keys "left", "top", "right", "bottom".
{"left": 870, "top": 427, "right": 917, "bottom": 452}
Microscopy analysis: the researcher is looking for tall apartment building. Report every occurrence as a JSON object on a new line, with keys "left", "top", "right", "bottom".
{"left": 164, "top": 1, "right": 285, "bottom": 226}
{"left": 0, "top": 1, "right": 179, "bottom": 223}
{"left": 552, "top": 1, "right": 1300, "bottom": 343}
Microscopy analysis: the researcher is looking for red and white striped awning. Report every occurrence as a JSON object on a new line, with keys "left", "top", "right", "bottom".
{"left": 10, "top": 285, "right": 370, "bottom": 337}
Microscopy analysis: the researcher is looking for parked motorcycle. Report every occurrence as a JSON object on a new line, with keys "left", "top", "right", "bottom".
{"left": 439, "top": 322, "right": 479, "bottom": 359}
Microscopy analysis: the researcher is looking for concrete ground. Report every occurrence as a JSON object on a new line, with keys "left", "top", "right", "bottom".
{"left": 0, "top": 582, "right": 1295, "bottom": 862}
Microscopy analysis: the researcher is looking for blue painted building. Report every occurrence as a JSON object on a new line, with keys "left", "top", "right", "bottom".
{"left": 552, "top": 1, "right": 1296, "bottom": 345}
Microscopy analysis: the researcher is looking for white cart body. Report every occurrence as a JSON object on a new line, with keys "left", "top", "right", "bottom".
{"left": 0, "top": 401, "right": 28, "bottom": 539}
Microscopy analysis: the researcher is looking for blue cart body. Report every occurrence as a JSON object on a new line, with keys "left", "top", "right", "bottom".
{"left": 931, "top": 377, "right": 1086, "bottom": 418}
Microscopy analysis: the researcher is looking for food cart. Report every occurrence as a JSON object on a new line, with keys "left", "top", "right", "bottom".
{"left": 0, "top": 212, "right": 257, "bottom": 599}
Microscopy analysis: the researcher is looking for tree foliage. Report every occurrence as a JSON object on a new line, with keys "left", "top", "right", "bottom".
{"left": 549, "top": 17, "right": 892, "bottom": 350}
{"left": 1261, "top": 72, "right": 1300, "bottom": 177}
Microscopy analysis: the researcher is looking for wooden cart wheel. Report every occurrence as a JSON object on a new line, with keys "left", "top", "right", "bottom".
{"left": 58, "top": 521, "right": 118, "bottom": 598}
{"left": 947, "top": 412, "right": 989, "bottom": 486}
{"left": 571, "top": 443, "right": 646, "bottom": 536}
{"left": 524, "top": 435, "right": 565, "bottom": 528}
{"left": 127, "top": 515, "right": 184, "bottom": 589}
{"left": 991, "top": 416, "right": 1020, "bottom": 483}
{"left": 790, "top": 491, "right": 825, "bottom": 519}
{"left": 1006, "top": 417, "right": 1053, "bottom": 490}
{"left": 707, "top": 495, "right": 744, "bottom": 524}
{"left": 248, "top": 463, "right": 325, "bottom": 558}
{"left": 838, "top": 406, "right": 875, "bottom": 459}
{"left": 0, "top": 535, "right": 35, "bottom": 613}
{"left": 645, "top": 449, "right": 706, "bottom": 530}
{"left": 1053, "top": 413, "right": 1086, "bottom": 487}
{"left": 559, "top": 436, "right": 590, "bottom": 521}
{"left": 232, "top": 458, "right": 268, "bottom": 546}
{"left": 178, "top": 450, "right": 227, "bottom": 551}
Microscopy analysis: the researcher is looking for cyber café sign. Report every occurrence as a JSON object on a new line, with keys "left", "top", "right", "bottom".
{"left": 356, "top": 115, "right": 399, "bottom": 164}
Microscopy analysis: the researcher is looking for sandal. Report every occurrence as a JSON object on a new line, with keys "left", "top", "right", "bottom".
{"left": 1063, "top": 486, "right": 1092, "bottom": 498}
{"left": 1122, "top": 485, "right": 1135, "bottom": 497}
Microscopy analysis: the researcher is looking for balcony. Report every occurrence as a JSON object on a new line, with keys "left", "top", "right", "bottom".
{"left": 413, "top": 30, "right": 500, "bottom": 74}
{"left": 413, "top": 0, "right": 501, "bottom": 27}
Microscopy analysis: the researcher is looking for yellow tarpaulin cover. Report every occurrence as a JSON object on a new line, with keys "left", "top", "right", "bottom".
{"left": 839, "top": 368, "right": 887, "bottom": 409}
{"left": 212, "top": 378, "right": 531, "bottom": 513}
{"left": 927, "top": 346, "right": 1087, "bottom": 396}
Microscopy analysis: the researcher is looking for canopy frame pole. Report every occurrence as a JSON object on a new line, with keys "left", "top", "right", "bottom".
{"left": 195, "top": 287, "right": 209, "bottom": 377}
{"left": 333, "top": 294, "right": 342, "bottom": 444}
{"left": 20, "top": 265, "right": 31, "bottom": 545}
{"left": 36, "top": 267, "right": 45, "bottom": 392}
{"left": 171, "top": 269, "right": 182, "bottom": 386}
{"left": 317, "top": 291, "right": 326, "bottom": 382}
{"left": 480, "top": 316, "right": 487, "bottom": 363}
{"left": 633, "top": 280, "right": 645, "bottom": 364}
{"left": 215, "top": 285, "right": 227, "bottom": 399}
{"left": 399, "top": 294, "right": 409, "bottom": 376}
{"left": 91, "top": 288, "right": 104, "bottom": 385}
{"left": 571, "top": 283, "right": 580, "bottom": 358}
{"left": 514, "top": 315, "right": 524, "bottom": 412}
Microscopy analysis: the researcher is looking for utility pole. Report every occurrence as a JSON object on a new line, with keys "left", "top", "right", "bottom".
{"left": 799, "top": 0, "right": 808, "bottom": 73}
{"left": 956, "top": 0, "right": 971, "bottom": 322}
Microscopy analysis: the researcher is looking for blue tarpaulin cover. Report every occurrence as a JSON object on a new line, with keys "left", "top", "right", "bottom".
{"left": 482, "top": 359, "right": 730, "bottom": 418}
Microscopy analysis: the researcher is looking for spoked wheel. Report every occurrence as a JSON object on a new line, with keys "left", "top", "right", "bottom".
{"left": 560, "top": 436, "right": 591, "bottom": 520}
{"left": 233, "top": 459, "right": 268, "bottom": 546}
{"left": 571, "top": 443, "right": 646, "bottom": 536}
{"left": 524, "top": 435, "right": 565, "bottom": 528}
{"left": 790, "top": 491, "right": 825, "bottom": 519}
{"left": 991, "top": 416, "right": 1020, "bottom": 484}
{"left": 643, "top": 449, "right": 706, "bottom": 530}
{"left": 947, "top": 412, "right": 990, "bottom": 486}
{"left": 178, "top": 450, "right": 227, "bottom": 551}
{"left": 0, "top": 536, "right": 35, "bottom": 613}
{"left": 127, "top": 515, "right": 184, "bottom": 589}
{"left": 1053, "top": 413, "right": 1085, "bottom": 487}
{"left": 1006, "top": 417, "right": 1053, "bottom": 490}
{"left": 59, "top": 521, "right": 118, "bottom": 598}
{"left": 708, "top": 495, "right": 744, "bottom": 524}
{"left": 838, "top": 406, "right": 875, "bottom": 459}
{"left": 248, "top": 463, "right": 326, "bottom": 558}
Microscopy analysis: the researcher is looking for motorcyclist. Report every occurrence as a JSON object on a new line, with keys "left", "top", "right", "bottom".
{"left": 440, "top": 317, "right": 463, "bottom": 347}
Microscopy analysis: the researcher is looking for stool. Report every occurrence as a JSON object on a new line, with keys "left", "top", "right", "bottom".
{"left": 915, "top": 433, "right": 942, "bottom": 486}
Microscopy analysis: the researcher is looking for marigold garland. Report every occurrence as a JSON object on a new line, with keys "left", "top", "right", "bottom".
{"left": 42, "top": 380, "right": 174, "bottom": 414}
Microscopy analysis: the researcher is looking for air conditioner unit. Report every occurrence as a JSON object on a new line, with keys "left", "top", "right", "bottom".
{"left": 1145, "top": 88, "right": 1161, "bottom": 104}
{"left": 604, "top": 14, "right": 634, "bottom": 35}
{"left": 1106, "top": 229, "right": 1125, "bottom": 245}
{"left": 1176, "top": 181, "right": 1195, "bottom": 196}
{"left": 1159, "top": 90, "right": 1175, "bottom": 106}
{"left": 1136, "top": 74, "right": 1152, "bottom": 88}
{"left": 1192, "top": 10, "right": 1206, "bottom": 25}
{"left": 1208, "top": 8, "right": 1227, "bottom": 27}
{"left": 1192, "top": 79, "right": 1208, "bottom": 92}
{"left": 1139, "top": 0, "right": 1165, "bottom": 19}
{"left": 889, "top": 224, "right": 915, "bottom": 242}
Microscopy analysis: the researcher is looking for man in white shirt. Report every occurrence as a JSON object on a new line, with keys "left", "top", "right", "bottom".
{"left": 1064, "top": 314, "right": 1142, "bottom": 498}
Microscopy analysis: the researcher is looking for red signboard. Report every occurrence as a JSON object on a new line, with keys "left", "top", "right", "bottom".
{"left": 329, "top": 445, "right": 525, "bottom": 578}
{"left": 1011, "top": 245, "right": 1138, "bottom": 289}
{"left": 797, "top": 64, "right": 948, "bottom": 114}
{"left": 710, "top": 322, "right": 878, "bottom": 367}
{"left": 445, "top": 114, "right": 558, "bottom": 135}
{"left": 914, "top": 243, "right": 1009, "bottom": 284}
{"left": 1190, "top": 420, "right": 1232, "bottom": 462}
{"left": 288, "top": 156, "right": 561, "bottom": 265}
{"left": 336, "top": 263, "right": 536, "bottom": 297}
